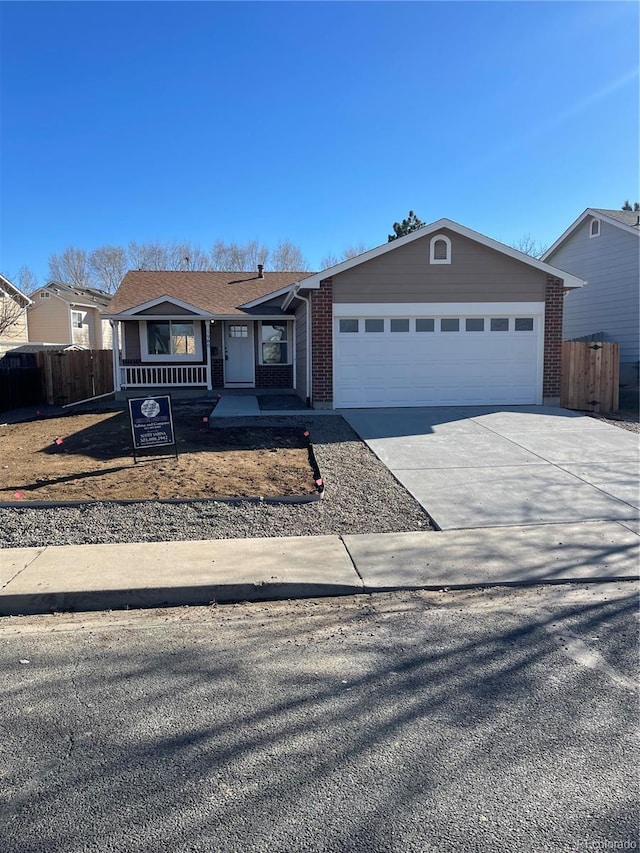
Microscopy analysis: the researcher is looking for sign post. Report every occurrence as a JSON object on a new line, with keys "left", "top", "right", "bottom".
{"left": 127, "top": 395, "right": 177, "bottom": 463}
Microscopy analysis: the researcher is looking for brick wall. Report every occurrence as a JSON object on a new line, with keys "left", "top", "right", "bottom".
{"left": 311, "top": 278, "right": 333, "bottom": 405}
{"left": 543, "top": 276, "right": 564, "bottom": 401}
{"left": 255, "top": 364, "right": 293, "bottom": 388}
{"left": 211, "top": 359, "right": 224, "bottom": 387}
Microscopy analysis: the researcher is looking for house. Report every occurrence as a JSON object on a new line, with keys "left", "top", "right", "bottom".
{"left": 0, "top": 274, "right": 31, "bottom": 354}
{"left": 105, "top": 219, "right": 585, "bottom": 408}
{"left": 542, "top": 209, "right": 640, "bottom": 388}
{"left": 27, "top": 282, "right": 113, "bottom": 350}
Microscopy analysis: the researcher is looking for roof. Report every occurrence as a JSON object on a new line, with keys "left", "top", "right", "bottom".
{"left": 543, "top": 208, "right": 640, "bottom": 260}
{"left": 36, "top": 281, "right": 112, "bottom": 308}
{"left": 0, "top": 274, "right": 32, "bottom": 307}
{"left": 274, "top": 218, "right": 585, "bottom": 310}
{"left": 105, "top": 270, "right": 308, "bottom": 317}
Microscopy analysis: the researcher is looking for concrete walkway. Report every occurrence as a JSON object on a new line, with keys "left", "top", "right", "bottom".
{"left": 1, "top": 520, "right": 638, "bottom": 616}
{"left": 342, "top": 406, "right": 640, "bottom": 530}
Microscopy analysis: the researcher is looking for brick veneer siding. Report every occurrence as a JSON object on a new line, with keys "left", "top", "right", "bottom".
{"left": 543, "top": 276, "right": 564, "bottom": 401}
{"left": 311, "top": 278, "right": 333, "bottom": 405}
{"left": 255, "top": 364, "right": 293, "bottom": 388}
{"left": 211, "top": 358, "right": 224, "bottom": 387}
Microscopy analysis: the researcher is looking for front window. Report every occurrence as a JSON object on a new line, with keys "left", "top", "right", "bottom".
{"left": 147, "top": 321, "right": 196, "bottom": 355}
{"left": 261, "top": 322, "right": 289, "bottom": 364}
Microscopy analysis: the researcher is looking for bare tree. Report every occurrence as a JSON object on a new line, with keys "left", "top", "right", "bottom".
{"left": 270, "top": 240, "right": 309, "bottom": 271}
{"left": 0, "top": 275, "right": 29, "bottom": 336}
{"left": 127, "top": 241, "right": 172, "bottom": 271}
{"left": 89, "top": 246, "right": 128, "bottom": 293}
{"left": 48, "top": 247, "right": 91, "bottom": 287}
{"left": 16, "top": 265, "right": 39, "bottom": 295}
{"left": 166, "top": 242, "right": 212, "bottom": 271}
{"left": 320, "top": 242, "right": 368, "bottom": 269}
{"left": 244, "top": 240, "right": 269, "bottom": 271}
{"left": 511, "top": 234, "right": 548, "bottom": 258}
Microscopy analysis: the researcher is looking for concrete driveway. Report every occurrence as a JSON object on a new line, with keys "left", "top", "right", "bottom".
{"left": 341, "top": 406, "right": 640, "bottom": 530}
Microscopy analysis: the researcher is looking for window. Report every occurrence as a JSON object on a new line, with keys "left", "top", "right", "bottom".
{"left": 589, "top": 218, "right": 601, "bottom": 238}
{"left": 228, "top": 325, "right": 248, "bottom": 338}
{"left": 339, "top": 319, "right": 358, "bottom": 333}
{"left": 147, "top": 321, "right": 196, "bottom": 355}
{"left": 490, "top": 318, "right": 509, "bottom": 332}
{"left": 390, "top": 318, "right": 410, "bottom": 332}
{"left": 71, "top": 311, "right": 84, "bottom": 329}
{"left": 441, "top": 318, "right": 460, "bottom": 332}
{"left": 365, "top": 319, "right": 384, "bottom": 333}
{"left": 261, "top": 323, "right": 288, "bottom": 364}
{"left": 416, "top": 318, "right": 435, "bottom": 332}
{"left": 465, "top": 318, "right": 484, "bottom": 332}
{"left": 429, "top": 234, "right": 451, "bottom": 264}
{"left": 40, "top": 291, "right": 50, "bottom": 299}
{"left": 515, "top": 317, "right": 534, "bottom": 331}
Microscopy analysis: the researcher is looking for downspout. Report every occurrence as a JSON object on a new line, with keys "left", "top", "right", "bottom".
{"left": 288, "top": 285, "right": 312, "bottom": 406}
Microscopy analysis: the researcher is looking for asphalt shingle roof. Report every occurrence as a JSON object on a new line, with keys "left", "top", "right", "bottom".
{"left": 106, "top": 270, "right": 309, "bottom": 316}
{"left": 591, "top": 209, "right": 640, "bottom": 227}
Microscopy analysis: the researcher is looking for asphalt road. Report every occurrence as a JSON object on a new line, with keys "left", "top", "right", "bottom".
{"left": 1, "top": 584, "right": 638, "bottom": 853}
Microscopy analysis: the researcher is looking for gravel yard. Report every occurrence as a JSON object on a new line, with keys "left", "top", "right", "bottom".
{"left": 0, "top": 416, "right": 433, "bottom": 548}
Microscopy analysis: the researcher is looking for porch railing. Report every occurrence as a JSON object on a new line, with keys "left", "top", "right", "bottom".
{"left": 121, "top": 364, "right": 208, "bottom": 387}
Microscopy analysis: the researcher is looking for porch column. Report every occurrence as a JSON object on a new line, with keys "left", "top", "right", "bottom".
{"left": 205, "top": 320, "right": 213, "bottom": 390}
{"left": 111, "top": 321, "right": 121, "bottom": 391}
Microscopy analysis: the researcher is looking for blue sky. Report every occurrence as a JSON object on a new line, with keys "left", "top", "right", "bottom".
{"left": 1, "top": 0, "right": 638, "bottom": 284}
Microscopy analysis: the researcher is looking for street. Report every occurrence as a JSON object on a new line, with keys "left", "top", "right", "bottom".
{"left": 1, "top": 584, "right": 638, "bottom": 853}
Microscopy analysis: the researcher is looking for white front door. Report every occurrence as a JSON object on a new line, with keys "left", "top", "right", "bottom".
{"left": 224, "top": 322, "right": 255, "bottom": 387}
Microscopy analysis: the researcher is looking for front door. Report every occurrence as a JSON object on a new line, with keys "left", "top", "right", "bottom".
{"left": 224, "top": 322, "right": 255, "bottom": 387}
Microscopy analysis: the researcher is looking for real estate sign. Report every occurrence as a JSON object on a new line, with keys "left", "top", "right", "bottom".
{"left": 128, "top": 395, "right": 176, "bottom": 458}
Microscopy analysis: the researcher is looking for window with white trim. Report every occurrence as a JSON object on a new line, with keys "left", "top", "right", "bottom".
{"left": 71, "top": 310, "right": 84, "bottom": 329}
{"left": 146, "top": 320, "right": 197, "bottom": 356}
{"left": 465, "top": 318, "right": 484, "bottom": 332}
{"left": 441, "top": 318, "right": 460, "bottom": 332}
{"left": 390, "top": 318, "right": 410, "bottom": 332}
{"left": 416, "top": 318, "right": 434, "bottom": 332}
{"left": 589, "top": 218, "right": 600, "bottom": 238}
{"left": 260, "top": 322, "right": 290, "bottom": 364}
{"left": 490, "top": 318, "right": 509, "bottom": 332}
{"left": 429, "top": 234, "right": 452, "bottom": 264}
{"left": 339, "top": 319, "right": 359, "bottom": 333}
{"left": 514, "top": 317, "right": 534, "bottom": 331}
{"left": 365, "top": 319, "right": 384, "bottom": 333}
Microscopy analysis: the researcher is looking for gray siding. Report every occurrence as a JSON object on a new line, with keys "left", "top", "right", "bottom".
{"left": 332, "top": 230, "right": 548, "bottom": 303}
{"left": 294, "top": 299, "right": 307, "bottom": 399}
{"left": 548, "top": 218, "right": 639, "bottom": 365}
{"left": 123, "top": 321, "right": 141, "bottom": 360}
{"left": 135, "top": 301, "right": 198, "bottom": 316}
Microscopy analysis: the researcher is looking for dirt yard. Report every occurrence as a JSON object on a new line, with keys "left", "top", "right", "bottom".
{"left": 0, "top": 406, "right": 319, "bottom": 503}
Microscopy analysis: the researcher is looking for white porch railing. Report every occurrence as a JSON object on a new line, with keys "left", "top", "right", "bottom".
{"left": 121, "top": 365, "right": 208, "bottom": 387}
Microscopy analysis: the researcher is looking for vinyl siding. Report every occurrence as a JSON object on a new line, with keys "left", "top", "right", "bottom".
{"left": 548, "top": 218, "right": 639, "bottom": 364}
{"left": 123, "top": 321, "right": 141, "bottom": 360}
{"left": 0, "top": 298, "right": 28, "bottom": 346}
{"left": 332, "top": 230, "right": 548, "bottom": 303}
{"left": 135, "top": 301, "right": 198, "bottom": 316}
{"left": 27, "top": 295, "right": 71, "bottom": 343}
{"left": 101, "top": 319, "right": 113, "bottom": 350}
{"left": 294, "top": 298, "right": 307, "bottom": 398}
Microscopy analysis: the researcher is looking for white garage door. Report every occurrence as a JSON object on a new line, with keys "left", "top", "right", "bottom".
{"left": 333, "top": 304, "right": 544, "bottom": 408}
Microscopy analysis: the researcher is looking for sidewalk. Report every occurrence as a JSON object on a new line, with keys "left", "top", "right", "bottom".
{"left": 1, "top": 520, "right": 638, "bottom": 616}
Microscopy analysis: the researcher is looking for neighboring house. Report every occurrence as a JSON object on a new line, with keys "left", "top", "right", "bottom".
{"left": 0, "top": 274, "right": 31, "bottom": 354}
{"left": 105, "top": 219, "right": 585, "bottom": 408}
{"left": 542, "top": 209, "right": 640, "bottom": 388}
{"left": 27, "top": 282, "right": 113, "bottom": 349}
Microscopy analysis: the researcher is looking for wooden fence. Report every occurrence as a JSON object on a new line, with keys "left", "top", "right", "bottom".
{"left": 36, "top": 349, "right": 114, "bottom": 406}
{"left": 561, "top": 341, "right": 619, "bottom": 413}
{"left": 0, "top": 365, "right": 43, "bottom": 412}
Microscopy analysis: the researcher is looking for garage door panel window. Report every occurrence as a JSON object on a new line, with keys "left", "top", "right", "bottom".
{"left": 365, "top": 319, "right": 384, "bottom": 333}
{"left": 440, "top": 319, "right": 460, "bottom": 332}
{"left": 515, "top": 317, "right": 534, "bottom": 331}
{"left": 339, "top": 319, "right": 359, "bottom": 333}
{"left": 390, "top": 319, "right": 410, "bottom": 333}
{"left": 490, "top": 318, "right": 509, "bottom": 332}
{"left": 416, "top": 318, "right": 435, "bottom": 332}
{"left": 465, "top": 318, "right": 485, "bottom": 332}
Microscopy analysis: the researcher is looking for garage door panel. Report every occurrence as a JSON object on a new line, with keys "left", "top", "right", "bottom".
{"left": 334, "top": 310, "right": 542, "bottom": 408}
